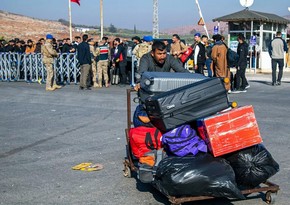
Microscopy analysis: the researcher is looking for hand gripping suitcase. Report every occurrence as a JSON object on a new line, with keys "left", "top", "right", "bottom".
{"left": 139, "top": 72, "right": 208, "bottom": 103}
{"left": 144, "top": 77, "right": 230, "bottom": 132}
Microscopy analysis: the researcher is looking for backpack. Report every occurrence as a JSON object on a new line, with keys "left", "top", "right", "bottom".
{"left": 136, "top": 43, "right": 150, "bottom": 59}
{"left": 162, "top": 124, "right": 207, "bottom": 157}
{"left": 227, "top": 48, "right": 239, "bottom": 68}
{"left": 129, "top": 126, "right": 162, "bottom": 158}
{"left": 138, "top": 148, "right": 167, "bottom": 183}
{"left": 133, "top": 104, "right": 152, "bottom": 128}
{"left": 180, "top": 46, "right": 194, "bottom": 63}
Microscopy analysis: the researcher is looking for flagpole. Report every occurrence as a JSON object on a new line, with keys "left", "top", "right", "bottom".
{"left": 100, "top": 0, "right": 103, "bottom": 39}
{"left": 195, "top": 0, "right": 209, "bottom": 37}
{"left": 69, "top": 0, "right": 73, "bottom": 41}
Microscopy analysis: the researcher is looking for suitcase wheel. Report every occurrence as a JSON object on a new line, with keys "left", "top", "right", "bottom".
{"left": 224, "top": 77, "right": 230, "bottom": 84}
{"left": 231, "top": 101, "right": 238, "bottom": 108}
{"left": 265, "top": 191, "right": 277, "bottom": 204}
{"left": 133, "top": 96, "right": 140, "bottom": 104}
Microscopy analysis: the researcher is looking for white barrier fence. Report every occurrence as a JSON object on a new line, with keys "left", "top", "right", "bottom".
{"left": 0, "top": 53, "right": 80, "bottom": 84}
{"left": 0, "top": 53, "right": 191, "bottom": 85}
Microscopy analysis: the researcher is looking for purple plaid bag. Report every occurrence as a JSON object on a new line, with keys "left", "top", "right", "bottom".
{"left": 162, "top": 124, "right": 207, "bottom": 157}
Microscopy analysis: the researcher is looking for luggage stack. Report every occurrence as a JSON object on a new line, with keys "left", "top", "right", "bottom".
{"left": 127, "top": 72, "right": 279, "bottom": 201}
{"left": 145, "top": 77, "right": 230, "bottom": 132}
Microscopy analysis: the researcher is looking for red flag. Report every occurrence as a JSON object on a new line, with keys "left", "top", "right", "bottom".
{"left": 71, "top": 0, "right": 80, "bottom": 6}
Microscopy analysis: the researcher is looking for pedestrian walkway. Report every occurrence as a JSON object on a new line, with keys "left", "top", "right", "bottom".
{"left": 241, "top": 68, "right": 290, "bottom": 81}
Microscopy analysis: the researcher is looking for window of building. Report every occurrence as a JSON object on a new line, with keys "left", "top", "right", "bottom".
{"left": 263, "top": 22, "right": 273, "bottom": 31}
{"left": 262, "top": 32, "right": 272, "bottom": 52}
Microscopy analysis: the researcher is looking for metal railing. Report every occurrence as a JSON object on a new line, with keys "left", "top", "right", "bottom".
{"left": 0, "top": 53, "right": 80, "bottom": 84}
{"left": 0, "top": 53, "right": 191, "bottom": 85}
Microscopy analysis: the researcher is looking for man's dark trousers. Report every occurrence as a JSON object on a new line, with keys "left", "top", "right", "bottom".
{"left": 195, "top": 63, "right": 205, "bottom": 75}
{"left": 235, "top": 65, "right": 248, "bottom": 90}
{"left": 119, "top": 61, "right": 127, "bottom": 85}
{"left": 271, "top": 59, "right": 284, "bottom": 84}
{"left": 80, "top": 64, "right": 91, "bottom": 88}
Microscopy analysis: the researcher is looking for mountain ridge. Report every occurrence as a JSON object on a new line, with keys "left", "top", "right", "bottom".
{"left": 0, "top": 10, "right": 289, "bottom": 42}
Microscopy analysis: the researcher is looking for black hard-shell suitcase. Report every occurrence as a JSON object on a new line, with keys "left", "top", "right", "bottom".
{"left": 144, "top": 77, "right": 230, "bottom": 132}
{"left": 139, "top": 72, "right": 208, "bottom": 103}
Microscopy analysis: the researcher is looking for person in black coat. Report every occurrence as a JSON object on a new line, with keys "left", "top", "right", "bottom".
{"left": 14, "top": 40, "right": 23, "bottom": 53}
{"left": 232, "top": 34, "right": 249, "bottom": 93}
{"left": 77, "top": 34, "right": 92, "bottom": 90}
{"left": 112, "top": 38, "right": 128, "bottom": 86}
{"left": 5, "top": 40, "right": 16, "bottom": 52}
{"left": 62, "top": 38, "right": 74, "bottom": 53}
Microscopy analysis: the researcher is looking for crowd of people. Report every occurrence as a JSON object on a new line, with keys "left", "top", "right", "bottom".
{"left": 134, "top": 32, "right": 250, "bottom": 93}
{"left": 1, "top": 31, "right": 289, "bottom": 92}
{"left": 0, "top": 36, "right": 82, "bottom": 54}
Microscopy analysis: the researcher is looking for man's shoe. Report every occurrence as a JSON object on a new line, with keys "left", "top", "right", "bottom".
{"left": 227, "top": 90, "right": 232, "bottom": 94}
{"left": 231, "top": 89, "right": 241, "bottom": 94}
{"left": 245, "top": 84, "right": 250, "bottom": 89}
{"left": 46, "top": 87, "right": 56, "bottom": 91}
{"left": 272, "top": 82, "right": 276, "bottom": 86}
{"left": 277, "top": 81, "right": 281, "bottom": 86}
{"left": 231, "top": 89, "right": 247, "bottom": 94}
{"left": 93, "top": 83, "right": 100, "bottom": 88}
{"left": 85, "top": 87, "right": 91, "bottom": 90}
{"left": 79, "top": 86, "right": 84, "bottom": 90}
{"left": 53, "top": 85, "right": 62, "bottom": 89}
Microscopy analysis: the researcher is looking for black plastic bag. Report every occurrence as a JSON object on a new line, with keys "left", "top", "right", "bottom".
{"left": 153, "top": 153, "right": 245, "bottom": 199}
{"left": 225, "top": 144, "right": 279, "bottom": 188}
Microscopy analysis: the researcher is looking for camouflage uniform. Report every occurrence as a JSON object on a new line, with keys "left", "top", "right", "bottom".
{"left": 89, "top": 43, "right": 98, "bottom": 87}
{"left": 96, "top": 43, "right": 110, "bottom": 87}
{"left": 41, "top": 39, "right": 60, "bottom": 90}
{"left": 132, "top": 42, "right": 152, "bottom": 70}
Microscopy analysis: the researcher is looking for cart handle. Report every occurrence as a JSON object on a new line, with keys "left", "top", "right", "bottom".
{"left": 126, "top": 88, "right": 137, "bottom": 130}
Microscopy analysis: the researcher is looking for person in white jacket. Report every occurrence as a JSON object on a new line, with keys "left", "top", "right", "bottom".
{"left": 268, "top": 31, "right": 288, "bottom": 86}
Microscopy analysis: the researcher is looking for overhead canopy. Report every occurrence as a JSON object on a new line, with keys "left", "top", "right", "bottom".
{"left": 213, "top": 9, "right": 290, "bottom": 25}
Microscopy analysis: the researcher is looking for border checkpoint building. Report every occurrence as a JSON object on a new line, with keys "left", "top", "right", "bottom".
{"left": 213, "top": 8, "right": 290, "bottom": 73}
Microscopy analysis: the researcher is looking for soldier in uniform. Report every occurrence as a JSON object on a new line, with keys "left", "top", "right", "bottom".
{"left": 41, "top": 34, "right": 62, "bottom": 91}
{"left": 96, "top": 37, "right": 111, "bottom": 87}
{"left": 132, "top": 36, "right": 153, "bottom": 71}
{"left": 88, "top": 39, "right": 98, "bottom": 88}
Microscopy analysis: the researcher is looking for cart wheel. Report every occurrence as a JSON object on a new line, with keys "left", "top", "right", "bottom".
{"left": 123, "top": 165, "right": 132, "bottom": 178}
{"left": 265, "top": 191, "right": 277, "bottom": 204}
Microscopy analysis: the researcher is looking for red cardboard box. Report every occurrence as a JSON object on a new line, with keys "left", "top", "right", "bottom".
{"left": 197, "top": 105, "right": 262, "bottom": 157}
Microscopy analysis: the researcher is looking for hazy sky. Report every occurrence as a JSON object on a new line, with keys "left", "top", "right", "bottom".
{"left": 1, "top": 0, "right": 290, "bottom": 31}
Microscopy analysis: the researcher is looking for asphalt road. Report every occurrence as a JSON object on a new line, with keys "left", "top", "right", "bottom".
{"left": 0, "top": 72, "right": 289, "bottom": 205}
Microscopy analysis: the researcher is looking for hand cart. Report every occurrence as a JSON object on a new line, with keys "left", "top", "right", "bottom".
{"left": 123, "top": 88, "right": 280, "bottom": 205}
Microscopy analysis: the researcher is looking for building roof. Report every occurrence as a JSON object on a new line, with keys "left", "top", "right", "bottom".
{"left": 213, "top": 9, "right": 290, "bottom": 25}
